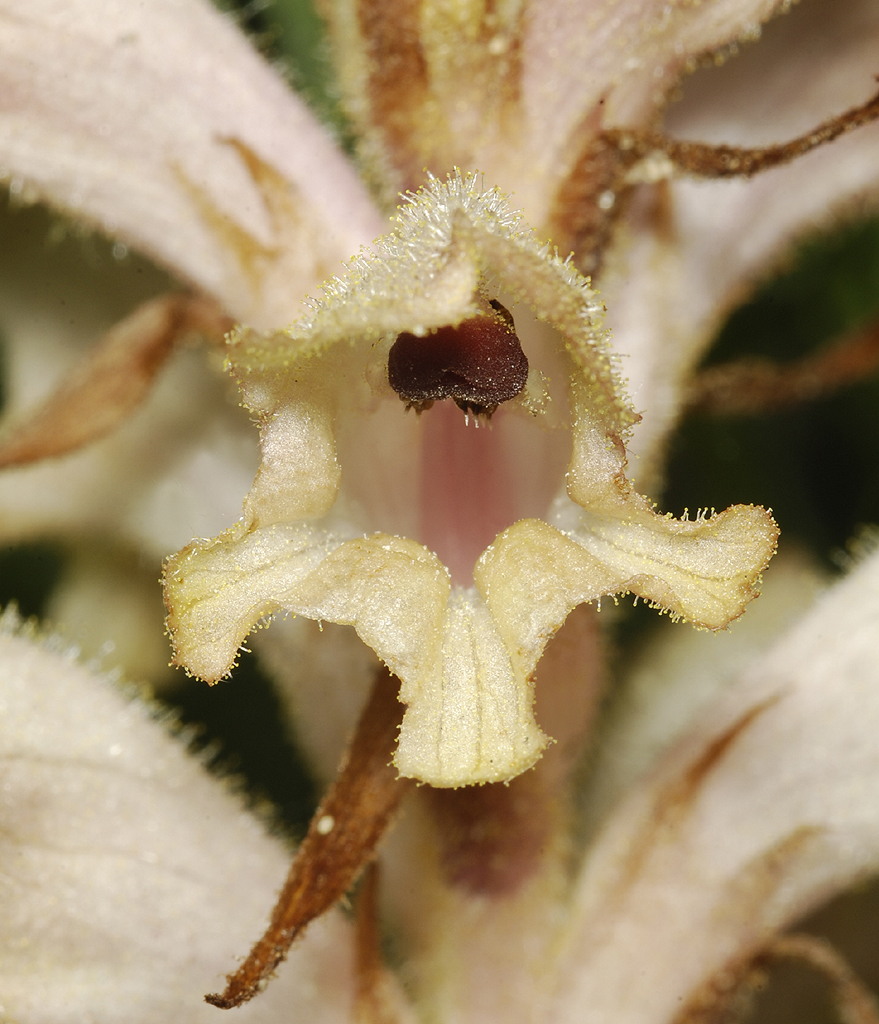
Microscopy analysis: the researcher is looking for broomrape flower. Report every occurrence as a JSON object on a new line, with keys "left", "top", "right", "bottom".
{"left": 1, "top": 0, "right": 879, "bottom": 1020}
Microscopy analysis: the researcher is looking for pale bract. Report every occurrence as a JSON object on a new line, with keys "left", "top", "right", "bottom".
{"left": 165, "top": 172, "right": 777, "bottom": 787}
{"left": 548, "top": 542, "right": 879, "bottom": 1024}
{"left": 0, "top": 610, "right": 358, "bottom": 1024}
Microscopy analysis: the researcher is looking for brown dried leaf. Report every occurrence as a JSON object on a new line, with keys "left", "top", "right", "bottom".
{"left": 687, "top": 318, "right": 879, "bottom": 416}
{"left": 206, "top": 667, "right": 411, "bottom": 1009}
{"left": 678, "top": 934, "right": 879, "bottom": 1024}
{"left": 760, "top": 934, "right": 879, "bottom": 1024}
{"left": 606, "top": 87, "right": 879, "bottom": 180}
{"left": 0, "top": 293, "right": 231, "bottom": 468}
{"left": 354, "top": 862, "right": 408, "bottom": 1024}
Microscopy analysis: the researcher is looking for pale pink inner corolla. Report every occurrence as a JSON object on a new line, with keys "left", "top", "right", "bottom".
{"left": 418, "top": 399, "right": 570, "bottom": 586}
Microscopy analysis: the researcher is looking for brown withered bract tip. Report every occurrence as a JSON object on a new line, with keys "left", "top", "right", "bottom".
{"left": 204, "top": 668, "right": 410, "bottom": 1010}
{"left": 388, "top": 299, "right": 529, "bottom": 417}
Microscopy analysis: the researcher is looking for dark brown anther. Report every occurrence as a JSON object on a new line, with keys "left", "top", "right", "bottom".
{"left": 387, "top": 299, "right": 529, "bottom": 418}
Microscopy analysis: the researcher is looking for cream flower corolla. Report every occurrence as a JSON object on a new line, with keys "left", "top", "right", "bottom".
{"left": 164, "top": 171, "right": 776, "bottom": 787}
